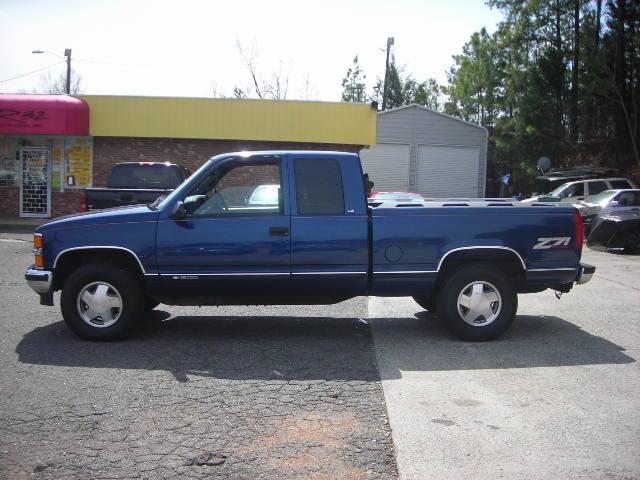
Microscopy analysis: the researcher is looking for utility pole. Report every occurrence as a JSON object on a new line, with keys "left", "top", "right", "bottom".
{"left": 381, "top": 37, "right": 394, "bottom": 111}
{"left": 32, "top": 48, "right": 73, "bottom": 94}
{"left": 64, "top": 48, "right": 72, "bottom": 94}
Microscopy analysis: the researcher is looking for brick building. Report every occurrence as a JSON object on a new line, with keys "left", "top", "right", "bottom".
{"left": 0, "top": 94, "right": 376, "bottom": 219}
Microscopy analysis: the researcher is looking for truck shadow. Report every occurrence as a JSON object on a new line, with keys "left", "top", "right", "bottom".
{"left": 15, "top": 311, "right": 634, "bottom": 382}
{"left": 16, "top": 313, "right": 379, "bottom": 382}
{"left": 371, "top": 312, "right": 635, "bottom": 374}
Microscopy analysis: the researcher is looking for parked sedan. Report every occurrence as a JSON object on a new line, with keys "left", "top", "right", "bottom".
{"left": 587, "top": 209, "right": 640, "bottom": 254}
{"left": 522, "top": 178, "right": 636, "bottom": 204}
{"left": 575, "top": 189, "right": 640, "bottom": 231}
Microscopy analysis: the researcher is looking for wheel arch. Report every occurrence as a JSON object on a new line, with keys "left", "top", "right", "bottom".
{"left": 53, "top": 247, "right": 145, "bottom": 291}
{"left": 437, "top": 246, "right": 526, "bottom": 283}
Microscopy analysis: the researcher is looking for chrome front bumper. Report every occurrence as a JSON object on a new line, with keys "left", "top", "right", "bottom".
{"left": 25, "top": 266, "right": 53, "bottom": 294}
{"left": 576, "top": 263, "right": 595, "bottom": 285}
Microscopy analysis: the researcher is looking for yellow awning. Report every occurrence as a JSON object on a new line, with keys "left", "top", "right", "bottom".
{"left": 79, "top": 95, "right": 376, "bottom": 146}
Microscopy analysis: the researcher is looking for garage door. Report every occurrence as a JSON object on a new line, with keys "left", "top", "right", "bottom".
{"left": 416, "top": 145, "right": 480, "bottom": 197}
{"left": 359, "top": 144, "right": 411, "bottom": 192}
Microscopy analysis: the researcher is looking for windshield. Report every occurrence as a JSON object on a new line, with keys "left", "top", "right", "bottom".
{"left": 547, "top": 182, "right": 584, "bottom": 198}
{"left": 548, "top": 184, "right": 569, "bottom": 197}
{"left": 584, "top": 190, "right": 617, "bottom": 205}
{"left": 536, "top": 178, "right": 567, "bottom": 194}
{"left": 108, "top": 164, "right": 182, "bottom": 189}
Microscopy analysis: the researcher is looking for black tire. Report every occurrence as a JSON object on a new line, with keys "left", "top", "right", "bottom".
{"left": 144, "top": 298, "right": 160, "bottom": 311}
{"left": 436, "top": 263, "right": 517, "bottom": 341}
{"left": 413, "top": 296, "right": 436, "bottom": 313}
{"left": 60, "top": 263, "right": 144, "bottom": 341}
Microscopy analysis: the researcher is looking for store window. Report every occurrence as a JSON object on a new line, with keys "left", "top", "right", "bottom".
{"left": 0, "top": 139, "right": 19, "bottom": 186}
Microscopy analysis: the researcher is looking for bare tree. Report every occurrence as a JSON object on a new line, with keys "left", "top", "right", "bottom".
{"left": 236, "top": 41, "right": 264, "bottom": 99}
{"left": 235, "top": 40, "right": 289, "bottom": 100}
{"left": 264, "top": 61, "right": 289, "bottom": 100}
{"left": 37, "top": 68, "right": 82, "bottom": 94}
{"left": 302, "top": 73, "right": 315, "bottom": 100}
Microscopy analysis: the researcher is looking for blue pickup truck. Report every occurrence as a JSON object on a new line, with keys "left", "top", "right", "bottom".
{"left": 25, "top": 151, "right": 594, "bottom": 341}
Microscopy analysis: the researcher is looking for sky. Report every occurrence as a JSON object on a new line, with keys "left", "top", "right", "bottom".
{"left": 0, "top": 0, "right": 503, "bottom": 101}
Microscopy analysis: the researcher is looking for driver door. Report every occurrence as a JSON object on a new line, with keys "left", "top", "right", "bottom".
{"left": 155, "top": 155, "right": 291, "bottom": 298}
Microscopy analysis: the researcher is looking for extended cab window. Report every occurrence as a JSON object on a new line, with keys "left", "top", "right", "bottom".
{"left": 294, "top": 158, "right": 344, "bottom": 215}
{"left": 609, "top": 179, "right": 633, "bottom": 189}
{"left": 185, "top": 159, "right": 282, "bottom": 216}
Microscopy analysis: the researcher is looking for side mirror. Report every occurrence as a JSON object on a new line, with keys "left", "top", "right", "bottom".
{"left": 170, "top": 201, "right": 187, "bottom": 220}
{"left": 609, "top": 201, "right": 620, "bottom": 208}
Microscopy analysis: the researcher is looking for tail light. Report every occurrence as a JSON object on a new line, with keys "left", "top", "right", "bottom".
{"left": 574, "top": 210, "right": 584, "bottom": 252}
{"left": 80, "top": 191, "right": 88, "bottom": 212}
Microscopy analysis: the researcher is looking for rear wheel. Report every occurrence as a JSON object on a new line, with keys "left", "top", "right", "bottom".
{"left": 436, "top": 263, "right": 517, "bottom": 341}
{"left": 60, "top": 263, "right": 143, "bottom": 341}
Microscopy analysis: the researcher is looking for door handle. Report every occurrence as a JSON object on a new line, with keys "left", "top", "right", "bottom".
{"left": 269, "top": 227, "right": 289, "bottom": 236}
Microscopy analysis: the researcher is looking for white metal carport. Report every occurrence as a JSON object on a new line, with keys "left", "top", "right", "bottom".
{"left": 360, "top": 104, "right": 488, "bottom": 197}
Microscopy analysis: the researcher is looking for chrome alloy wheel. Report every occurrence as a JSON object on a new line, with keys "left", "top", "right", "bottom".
{"left": 456, "top": 281, "right": 502, "bottom": 327}
{"left": 76, "top": 281, "right": 123, "bottom": 328}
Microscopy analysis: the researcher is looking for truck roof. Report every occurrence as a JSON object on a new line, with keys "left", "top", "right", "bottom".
{"left": 114, "top": 161, "right": 181, "bottom": 167}
{"left": 209, "top": 150, "right": 359, "bottom": 160}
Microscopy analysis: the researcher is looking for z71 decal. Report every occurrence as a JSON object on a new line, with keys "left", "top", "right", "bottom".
{"left": 533, "top": 237, "right": 572, "bottom": 249}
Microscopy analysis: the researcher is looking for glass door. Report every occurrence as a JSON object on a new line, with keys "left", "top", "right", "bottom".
{"left": 20, "top": 147, "right": 51, "bottom": 218}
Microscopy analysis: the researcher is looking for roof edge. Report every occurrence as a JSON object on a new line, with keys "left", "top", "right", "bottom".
{"left": 378, "top": 103, "right": 488, "bottom": 135}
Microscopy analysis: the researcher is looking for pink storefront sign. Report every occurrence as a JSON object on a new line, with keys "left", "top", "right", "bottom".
{"left": 0, "top": 94, "right": 89, "bottom": 136}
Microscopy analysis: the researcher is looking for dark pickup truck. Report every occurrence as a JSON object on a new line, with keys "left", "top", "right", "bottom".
{"left": 26, "top": 150, "right": 594, "bottom": 342}
{"left": 81, "top": 162, "right": 191, "bottom": 211}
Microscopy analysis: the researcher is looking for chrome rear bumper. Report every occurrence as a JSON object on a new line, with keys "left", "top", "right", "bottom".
{"left": 576, "top": 263, "right": 595, "bottom": 285}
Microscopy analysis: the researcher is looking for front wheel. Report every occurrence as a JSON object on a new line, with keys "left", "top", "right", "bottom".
{"left": 436, "top": 264, "right": 517, "bottom": 341}
{"left": 412, "top": 296, "right": 436, "bottom": 313}
{"left": 60, "top": 263, "right": 143, "bottom": 341}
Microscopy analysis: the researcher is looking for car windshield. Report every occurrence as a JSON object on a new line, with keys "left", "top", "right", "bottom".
{"left": 585, "top": 190, "right": 618, "bottom": 205}
{"left": 108, "top": 164, "right": 182, "bottom": 189}
{"left": 548, "top": 184, "right": 570, "bottom": 197}
{"left": 536, "top": 178, "right": 567, "bottom": 194}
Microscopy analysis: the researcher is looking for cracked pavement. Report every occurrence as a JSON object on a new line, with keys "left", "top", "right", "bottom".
{"left": 0, "top": 233, "right": 396, "bottom": 479}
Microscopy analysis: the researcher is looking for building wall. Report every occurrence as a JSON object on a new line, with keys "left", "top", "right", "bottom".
{"left": 92, "top": 137, "right": 360, "bottom": 187}
{"left": 82, "top": 96, "right": 377, "bottom": 146}
{"left": 0, "top": 136, "right": 360, "bottom": 219}
{"left": 0, "top": 186, "right": 19, "bottom": 217}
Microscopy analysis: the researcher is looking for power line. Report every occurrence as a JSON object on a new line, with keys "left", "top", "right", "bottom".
{"left": 74, "top": 57, "right": 143, "bottom": 68}
{"left": 0, "top": 61, "right": 65, "bottom": 84}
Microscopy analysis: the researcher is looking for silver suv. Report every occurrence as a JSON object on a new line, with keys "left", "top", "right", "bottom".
{"left": 523, "top": 178, "right": 637, "bottom": 204}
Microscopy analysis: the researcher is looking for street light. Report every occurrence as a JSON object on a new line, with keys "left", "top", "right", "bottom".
{"left": 32, "top": 48, "right": 72, "bottom": 94}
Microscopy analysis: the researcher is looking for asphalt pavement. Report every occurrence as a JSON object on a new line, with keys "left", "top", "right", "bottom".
{"left": 1, "top": 231, "right": 638, "bottom": 479}
{"left": 0, "top": 232, "right": 395, "bottom": 480}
